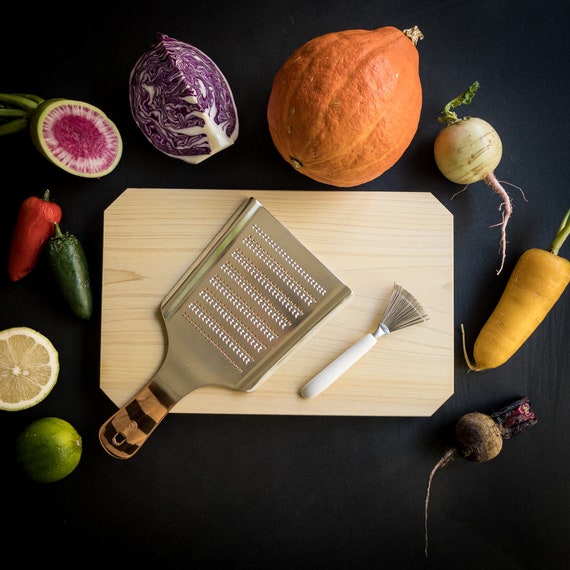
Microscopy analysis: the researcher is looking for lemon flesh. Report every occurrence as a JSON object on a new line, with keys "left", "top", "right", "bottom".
{"left": 0, "top": 327, "right": 59, "bottom": 411}
{"left": 16, "top": 417, "right": 82, "bottom": 482}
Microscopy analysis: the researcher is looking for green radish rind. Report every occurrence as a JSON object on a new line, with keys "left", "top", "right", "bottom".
{"left": 47, "top": 223, "right": 93, "bottom": 320}
{"left": 30, "top": 98, "right": 123, "bottom": 178}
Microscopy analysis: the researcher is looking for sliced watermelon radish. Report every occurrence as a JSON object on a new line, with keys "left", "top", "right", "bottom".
{"left": 30, "top": 98, "right": 123, "bottom": 178}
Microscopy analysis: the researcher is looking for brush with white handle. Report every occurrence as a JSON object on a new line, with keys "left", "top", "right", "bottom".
{"left": 300, "top": 283, "right": 429, "bottom": 398}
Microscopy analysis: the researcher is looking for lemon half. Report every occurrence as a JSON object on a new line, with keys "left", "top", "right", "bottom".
{"left": 0, "top": 327, "right": 59, "bottom": 411}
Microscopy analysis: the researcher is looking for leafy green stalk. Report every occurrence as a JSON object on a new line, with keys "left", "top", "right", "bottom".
{"left": 0, "top": 93, "right": 44, "bottom": 136}
{"left": 549, "top": 208, "right": 570, "bottom": 256}
{"left": 438, "top": 81, "right": 480, "bottom": 125}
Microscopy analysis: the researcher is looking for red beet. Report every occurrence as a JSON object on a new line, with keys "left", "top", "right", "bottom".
{"left": 424, "top": 397, "right": 537, "bottom": 557}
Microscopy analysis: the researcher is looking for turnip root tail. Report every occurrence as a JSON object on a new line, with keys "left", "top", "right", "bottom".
{"left": 424, "top": 447, "right": 456, "bottom": 557}
{"left": 484, "top": 172, "right": 512, "bottom": 275}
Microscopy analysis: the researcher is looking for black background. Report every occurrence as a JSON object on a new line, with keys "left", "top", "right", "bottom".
{"left": 2, "top": 1, "right": 569, "bottom": 568}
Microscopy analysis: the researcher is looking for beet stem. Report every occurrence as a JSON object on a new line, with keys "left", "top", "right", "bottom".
{"left": 490, "top": 396, "right": 538, "bottom": 437}
{"left": 424, "top": 447, "right": 456, "bottom": 558}
{"left": 483, "top": 172, "right": 512, "bottom": 275}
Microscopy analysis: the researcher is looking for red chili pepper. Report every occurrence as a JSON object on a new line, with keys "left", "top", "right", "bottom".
{"left": 8, "top": 189, "right": 63, "bottom": 281}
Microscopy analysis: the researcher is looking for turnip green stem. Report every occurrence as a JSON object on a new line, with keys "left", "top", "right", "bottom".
{"left": 549, "top": 208, "right": 570, "bottom": 256}
{"left": 438, "top": 81, "right": 480, "bottom": 125}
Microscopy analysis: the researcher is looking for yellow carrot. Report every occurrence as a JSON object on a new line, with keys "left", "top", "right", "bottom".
{"left": 463, "top": 208, "right": 570, "bottom": 371}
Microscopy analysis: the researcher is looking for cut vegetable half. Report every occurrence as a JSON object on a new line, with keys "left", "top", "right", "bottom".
{"left": 129, "top": 33, "right": 239, "bottom": 164}
{"left": 0, "top": 327, "right": 59, "bottom": 411}
{"left": 30, "top": 98, "right": 123, "bottom": 178}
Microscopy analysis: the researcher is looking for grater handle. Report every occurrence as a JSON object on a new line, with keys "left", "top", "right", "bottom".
{"left": 98, "top": 381, "right": 177, "bottom": 459}
{"left": 300, "top": 333, "right": 377, "bottom": 398}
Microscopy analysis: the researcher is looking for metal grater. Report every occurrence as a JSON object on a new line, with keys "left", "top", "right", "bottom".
{"left": 99, "top": 196, "right": 353, "bottom": 459}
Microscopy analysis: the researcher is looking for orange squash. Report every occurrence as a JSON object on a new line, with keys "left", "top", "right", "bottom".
{"left": 267, "top": 26, "right": 423, "bottom": 187}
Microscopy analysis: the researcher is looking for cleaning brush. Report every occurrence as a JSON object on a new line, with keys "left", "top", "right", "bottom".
{"left": 300, "top": 283, "right": 429, "bottom": 398}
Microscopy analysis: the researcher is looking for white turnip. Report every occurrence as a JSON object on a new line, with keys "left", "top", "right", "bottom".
{"left": 434, "top": 81, "right": 518, "bottom": 275}
{"left": 424, "top": 397, "right": 537, "bottom": 557}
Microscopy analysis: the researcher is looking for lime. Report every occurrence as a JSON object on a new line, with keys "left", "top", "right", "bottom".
{"left": 0, "top": 327, "right": 59, "bottom": 411}
{"left": 16, "top": 417, "right": 82, "bottom": 482}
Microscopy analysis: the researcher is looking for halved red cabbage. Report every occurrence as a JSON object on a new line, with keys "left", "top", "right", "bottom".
{"left": 129, "top": 33, "right": 239, "bottom": 164}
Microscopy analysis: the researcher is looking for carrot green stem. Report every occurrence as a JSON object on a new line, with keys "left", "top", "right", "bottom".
{"left": 438, "top": 81, "right": 480, "bottom": 125}
{"left": 549, "top": 208, "right": 570, "bottom": 256}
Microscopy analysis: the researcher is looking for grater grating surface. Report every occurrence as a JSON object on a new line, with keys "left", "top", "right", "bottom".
{"left": 99, "top": 197, "right": 352, "bottom": 459}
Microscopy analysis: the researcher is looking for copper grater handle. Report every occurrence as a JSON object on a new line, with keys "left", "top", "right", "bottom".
{"left": 99, "top": 381, "right": 176, "bottom": 459}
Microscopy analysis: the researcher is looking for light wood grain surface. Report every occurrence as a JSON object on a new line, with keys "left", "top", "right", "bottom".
{"left": 100, "top": 189, "right": 454, "bottom": 416}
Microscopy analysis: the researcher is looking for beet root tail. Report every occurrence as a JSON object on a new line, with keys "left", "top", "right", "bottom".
{"left": 424, "top": 447, "right": 456, "bottom": 557}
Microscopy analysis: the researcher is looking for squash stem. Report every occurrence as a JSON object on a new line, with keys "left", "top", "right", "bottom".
{"left": 403, "top": 26, "right": 424, "bottom": 46}
{"left": 548, "top": 208, "right": 570, "bottom": 256}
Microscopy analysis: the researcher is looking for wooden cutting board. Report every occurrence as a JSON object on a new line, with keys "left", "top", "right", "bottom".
{"left": 100, "top": 189, "right": 454, "bottom": 416}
